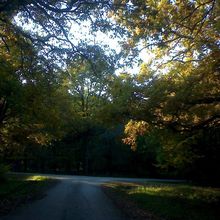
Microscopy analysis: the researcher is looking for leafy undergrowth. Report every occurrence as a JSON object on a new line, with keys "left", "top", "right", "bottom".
{"left": 0, "top": 173, "right": 58, "bottom": 216}
{"left": 102, "top": 182, "right": 220, "bottom": 220}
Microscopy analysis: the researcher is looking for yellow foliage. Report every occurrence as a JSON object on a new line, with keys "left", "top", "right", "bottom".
{"left": 123, "top": 120, "right": 149, "bottom": 150}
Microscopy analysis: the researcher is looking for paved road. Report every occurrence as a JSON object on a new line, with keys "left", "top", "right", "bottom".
{"left": 1, "top": 174, "right": 183, "bottom": 220}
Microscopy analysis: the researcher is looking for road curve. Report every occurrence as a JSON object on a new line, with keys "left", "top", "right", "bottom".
{"left": 1, "top": 174, "right": 184, "bottom": 220}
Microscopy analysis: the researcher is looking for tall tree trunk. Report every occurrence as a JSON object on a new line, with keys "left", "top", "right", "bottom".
{"left": 0, "top": 98, "right": 7, "bottom": 125}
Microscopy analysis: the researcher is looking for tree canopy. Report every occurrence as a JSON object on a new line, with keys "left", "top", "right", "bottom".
{"left": 0, "top": 0, "right": 219, "bottom": 184}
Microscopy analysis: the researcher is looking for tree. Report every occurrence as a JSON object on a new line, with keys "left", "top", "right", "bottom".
{"left": 108, "top": 0, "right": 220, "bottom": 182}
{"left": 123, "top": 49, "right": 220, "bottom": 182}
{"left": 112, "top": 0, "right": 219, "bottom": 65}
{"left": 0, "top": 31, "right": 76, "bottom": 169}
{"left": 0, "top": 0, "right": 124, "bottom": 63}
{"left": 65, "top": 45, "right": 117, "bottom": 117}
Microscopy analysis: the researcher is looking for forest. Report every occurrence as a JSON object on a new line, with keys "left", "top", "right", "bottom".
{"left": 0, "top": 0, "right": 219, "bottom": 185}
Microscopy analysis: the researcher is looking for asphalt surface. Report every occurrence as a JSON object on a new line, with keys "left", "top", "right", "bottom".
{"left": 0, "top": 174, "right": 183, "bottom": 220}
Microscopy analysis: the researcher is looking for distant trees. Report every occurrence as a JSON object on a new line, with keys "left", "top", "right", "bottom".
{"left": 65, "top": 45, "right": 115, "bottom": 117}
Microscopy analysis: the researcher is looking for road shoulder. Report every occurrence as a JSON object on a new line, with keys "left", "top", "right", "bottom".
{"left": 0, "top": 174, "right": 59, "bottom": 216}
{"left": 101, "top": 183, "right": 160, "bottom": 220}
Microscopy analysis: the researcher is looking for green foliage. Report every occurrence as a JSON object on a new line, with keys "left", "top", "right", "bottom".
{"left": 65, "top": 45, "right": 115, "bottom": 118}
{"left": 0, "top": 0, "right": 219, "bottom": 184}
{"left": 112, "top": 0, "right": 219, "bottom": 65}
{"left": 123, "top": 48, "right": 220, "bottom": 181}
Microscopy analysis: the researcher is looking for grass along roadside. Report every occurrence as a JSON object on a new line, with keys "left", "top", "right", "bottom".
{"left": 0, "top": 173, "right": 58, "bottom": 216}
{"left": 102, "top": 181, "right": 220, "bottom": 220}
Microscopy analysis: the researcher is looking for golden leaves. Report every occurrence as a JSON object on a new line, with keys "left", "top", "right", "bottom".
{"left": 123, "top": 120, "right": 149, "bottom": 150}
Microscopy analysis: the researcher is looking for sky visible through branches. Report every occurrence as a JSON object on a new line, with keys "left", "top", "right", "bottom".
{"left": 14, "top": 13, "right": 153, "bottom": 75}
